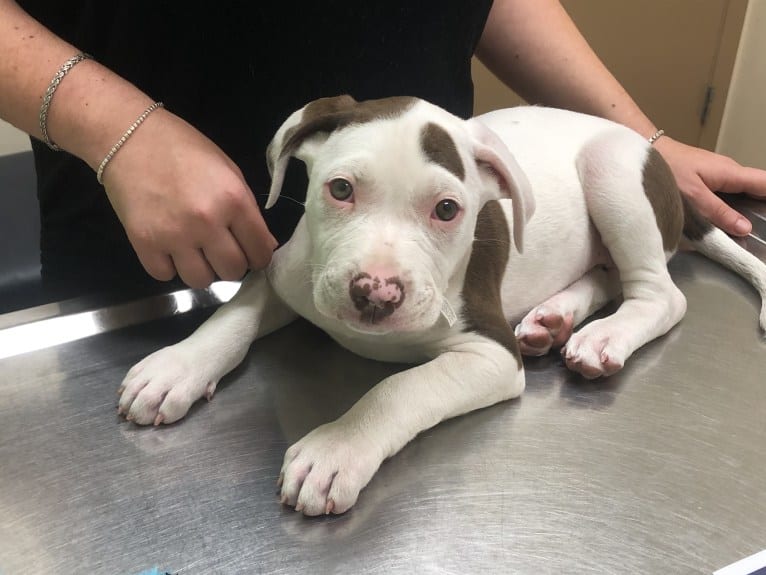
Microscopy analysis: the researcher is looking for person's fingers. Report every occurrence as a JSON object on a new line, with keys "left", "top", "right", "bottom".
{"left": 136, "top": 250, "right": 177, "bottom": 282}
{"left": 712, "top": 164, "right": 766, "bottom": 198}
{"left": 202, "top": 231, "right": 249, "bottom": 281}
{"left": 688, "top": 181, "right": 752, "bottom": 237}
{"left": 100, "top": 109, "right": 281, "bottom": 282}
{"left": 230, "top": 196, "right": 278, "bottom": 271}
{"left": 658, "top": 137, "right": 766, "bottom": 199}
{"left": 171, "top": 249, "right": 216, "bottom": 288}
{"left": 655, "top": 138, "right": 755, "bottom": 237}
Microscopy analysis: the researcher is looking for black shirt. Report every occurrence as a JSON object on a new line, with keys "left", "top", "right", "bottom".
{"left": 19, "top": 1, "right": 493, "bottom": 298}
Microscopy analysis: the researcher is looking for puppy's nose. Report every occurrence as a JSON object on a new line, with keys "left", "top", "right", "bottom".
{"left": 349, "top": 272, "right": 406, "bottom": 323}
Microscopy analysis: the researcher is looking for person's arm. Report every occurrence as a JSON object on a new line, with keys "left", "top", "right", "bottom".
{"left": 476, "top": 0, "right": 766, "bottom": 237}
{"left": 0, "top": 0, "right": 277, "bottom": 288}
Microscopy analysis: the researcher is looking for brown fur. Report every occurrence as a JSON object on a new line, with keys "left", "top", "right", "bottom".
{"left": 682, "top": 197, "right": 713, "bottom": 241}
{"left": 280, "top": 95, "right": 417, "bottom": 161}
{"left": 420, "top": 122, "right": 465, "bottom": 180}
{"left": 642, "top": 147, "right": 713, "bottom": 245}
{"left": 642, "top": 147, "right": 684, "bottom": 251}
{"left": 461, "top": 200, "right": 521, "bottom": 363}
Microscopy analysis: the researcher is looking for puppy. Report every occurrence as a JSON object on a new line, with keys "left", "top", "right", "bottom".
{"left": 117, "top": 95, "right": 766, "bottom": 515}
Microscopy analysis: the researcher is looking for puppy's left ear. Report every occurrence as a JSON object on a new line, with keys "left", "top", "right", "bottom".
{"left": 466, "top": 118, "right": 535, "bottom": 252}
{"left": 265, "top": 95, "right": 359, "bottom": 209}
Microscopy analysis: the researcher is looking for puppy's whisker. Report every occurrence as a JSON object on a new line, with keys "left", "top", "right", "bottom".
{"left": 254, "top": 193, "right": 306, "bottom": 208}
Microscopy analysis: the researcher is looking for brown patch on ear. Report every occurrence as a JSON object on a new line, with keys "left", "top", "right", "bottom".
{"left": 281, "top": 95, "right": 417, "bottom": 161}
{"left": 461, "top": 200, "right": 521, "bottom": 363}
{"left": 303, "top": 94, "right": 358, "bottom": 118}
{"left": 642, "top": 147, "right": 684, "bottom": 251}
{"left": 420, "top": 122, "right": 465, "bottom": 180}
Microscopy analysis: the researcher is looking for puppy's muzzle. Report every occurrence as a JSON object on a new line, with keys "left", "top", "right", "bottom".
{"left": 349, "top": 272, "right": 406, "bottom": 324}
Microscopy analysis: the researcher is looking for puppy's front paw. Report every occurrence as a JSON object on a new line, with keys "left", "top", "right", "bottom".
{"left": 279, "top": 423, "right": 383, "bottom": 516}
{"left": 118, "top": 345, "right": 218, "bottom": 425}
{"left": 515, "top": 305, "right": 574, "bottom": 356}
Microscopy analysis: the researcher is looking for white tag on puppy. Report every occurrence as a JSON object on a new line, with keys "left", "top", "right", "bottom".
{"left": 441, "top": 299, "right": 457, "bottom": 327}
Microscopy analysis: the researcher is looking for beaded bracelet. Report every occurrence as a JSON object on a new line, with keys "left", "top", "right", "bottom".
{"left": 648, "top": 129, "right": 665, "bottom": 145}
{"left": 96, "top": 102, "right": 164, "bottom": 184}
{"left": 39, "top": 53, "right": 91, "bottom": 151}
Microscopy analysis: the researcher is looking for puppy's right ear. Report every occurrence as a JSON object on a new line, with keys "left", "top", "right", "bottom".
{"left": 466, "top": 118, "right": 535, "bottom": 253}
{"left": 265, "top": 95, "right": 358, "bottom": 209}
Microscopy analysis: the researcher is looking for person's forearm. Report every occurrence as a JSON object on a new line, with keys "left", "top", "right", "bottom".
{"left": 0, "top": 0, "right": 154, "bottom": 169}
{"left": 476, "top": 0, "right": 658, "bottom": 139}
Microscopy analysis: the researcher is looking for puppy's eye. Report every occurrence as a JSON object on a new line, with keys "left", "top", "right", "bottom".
{"left": 328, "top": 178, "right": 353, "bottom": 201}
{"left": 433, "top": 199, "right": 460, "bottom": 221}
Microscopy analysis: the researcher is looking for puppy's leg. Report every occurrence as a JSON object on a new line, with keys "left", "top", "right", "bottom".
{"left": 515, "top": 266, "right": 620, "bottom": 356}
{"left": 279, "top": 335, "right": 523, "bottom": 516}
{"left": 562, "top": 131, "right": 686, "bottom": 379}
{"left": 118, "top": 272, "right": 297, "bottom": 425}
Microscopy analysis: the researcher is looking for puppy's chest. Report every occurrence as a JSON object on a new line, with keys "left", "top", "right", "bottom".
{"left": 267, "top": 265, "right": 321, "bottom": 324}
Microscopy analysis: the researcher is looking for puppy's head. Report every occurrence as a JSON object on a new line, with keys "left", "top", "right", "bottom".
{"left": 267, "top": 95, "right": 534, "bottom": 335}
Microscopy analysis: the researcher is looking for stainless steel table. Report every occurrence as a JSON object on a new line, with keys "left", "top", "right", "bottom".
{"left": 2, "top": 204, "right": 766, "bottom": 575}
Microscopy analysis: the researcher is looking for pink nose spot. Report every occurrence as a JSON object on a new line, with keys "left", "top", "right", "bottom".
{"left": 349, "top": 272, "right": 406, "bottom": 324}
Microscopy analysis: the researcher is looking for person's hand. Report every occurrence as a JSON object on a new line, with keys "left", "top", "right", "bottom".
{"left": 100, "top": 108, "right": 278, "bottom": 288}
{"left": 654, "top": 136, "right": 766, "bottom": 236}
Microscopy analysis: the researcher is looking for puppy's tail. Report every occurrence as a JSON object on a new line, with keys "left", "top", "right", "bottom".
{"left": 684, "top": 202, "right": 766, "bottom": 330}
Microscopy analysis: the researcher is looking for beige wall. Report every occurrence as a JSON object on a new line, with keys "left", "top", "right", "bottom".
{"left": 0, "top": 119, "right": 31, "bottom": 156}
{"left": 716, "top": 0, "right": 766, "bottom": 169}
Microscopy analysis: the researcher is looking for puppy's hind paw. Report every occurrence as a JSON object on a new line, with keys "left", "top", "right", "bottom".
{"left": 561, "top": 332, "right": 625, "bottom": 379}
{"left": 515, "top": 306, "right": 574, "bottom": 356}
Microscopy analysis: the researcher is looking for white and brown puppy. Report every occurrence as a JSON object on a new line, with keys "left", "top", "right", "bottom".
{"left": 118, "top": 95, "right": 766, "bottom": 516}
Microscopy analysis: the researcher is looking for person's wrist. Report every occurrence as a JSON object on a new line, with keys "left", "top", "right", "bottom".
{"left": 42, "top": 58, "right": 155, "bottom": 169}
{"left": 98, "top": 105, "right": 174, "bottom": 189}
{"left": 96, "top": 101, "right": 165, "bottom": 184}
{"left": 651, "top": 134, "right": 678, "bottom": 158}
{"left": 38, "top": 52, "right": 91, "bottom": 151}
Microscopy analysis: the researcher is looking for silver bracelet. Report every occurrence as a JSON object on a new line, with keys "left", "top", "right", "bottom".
{"left": 39, "top": 52, "right": 91, "bottom": 151}
{"left": 96, "top": 102, "right": 165, "bottom": 185}
{"left": 648, "top": 129, "right": 665, "bottom": 145}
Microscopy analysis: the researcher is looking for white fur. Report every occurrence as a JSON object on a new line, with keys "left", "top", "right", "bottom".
{"left": 118, "top": 99, "right": 766, "bottom": 516}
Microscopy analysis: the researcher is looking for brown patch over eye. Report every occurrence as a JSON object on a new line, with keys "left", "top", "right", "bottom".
{"left": 420, "top": 122, "right": 465, "bottom": 180}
